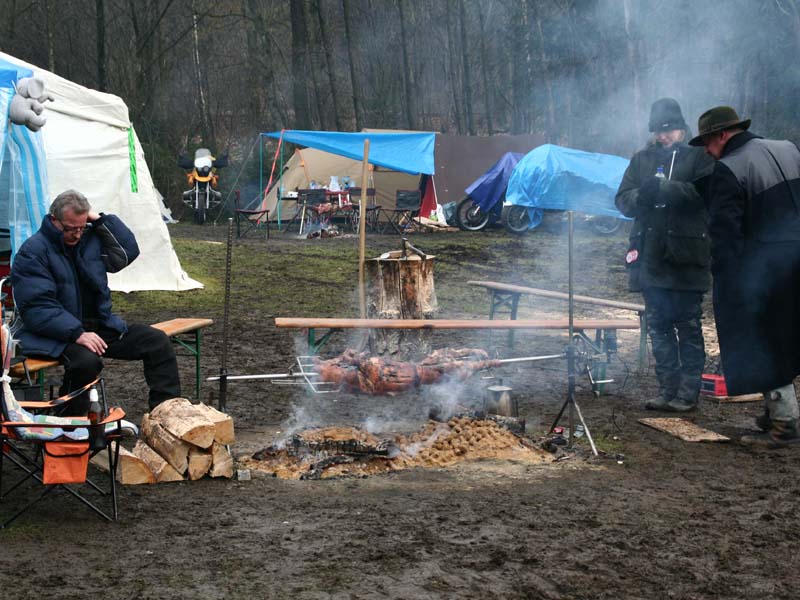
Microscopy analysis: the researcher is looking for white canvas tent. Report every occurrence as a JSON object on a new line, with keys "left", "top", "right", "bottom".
{"left": 0, "top": 51, "right": 201, "bottom": 292}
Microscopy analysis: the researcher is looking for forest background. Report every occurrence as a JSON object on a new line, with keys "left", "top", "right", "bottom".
{"left": 1, "top": 0, "right": 798, "bottom": 215}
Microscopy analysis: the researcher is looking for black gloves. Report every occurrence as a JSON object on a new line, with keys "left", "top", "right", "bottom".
{"left": 637, "top": 176, "right": 661, "bottom": 209}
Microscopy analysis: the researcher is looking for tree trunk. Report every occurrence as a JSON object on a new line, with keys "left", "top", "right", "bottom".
{"left": 459, "top": 0, "right": 475, "bottom": 135}
{"left": 191, "top": 0, "right": 213, "bottom": 145}
{"left": 341, "top": 0, "right": 362, "bottom": 130}
{"left": 622, "top": 0, "right": 642, "bottom": 138}
{"left": 477, "top": 1, "right": 493, "bottom": 135}
{"left": 511, "top": 2, "right": 532, "bottom": 134}
{"left": 397, "top": 0, "right": 417, "bottom": 130}
{"left": 44, "top": 0, "right": 56, "bottom": 72}
{"left": 446, "top": 0, "right": 464, "bottom": 133}
{"left": 95, "top": 0, "right": 107, "bottom": 91}
{"left": 534, "top": 8, "right": 555, "bottom": 140}
{"left": 365, "top": 251, "right": 438, "bottom": 359}
{"left": 290, "top": 0, "right": 311, "bottom": 129}
{"left": 315, "top": 0, "right": 343, "bottom": 130}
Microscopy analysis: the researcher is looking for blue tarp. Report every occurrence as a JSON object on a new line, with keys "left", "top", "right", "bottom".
{"left": 263, "top": 130, "right": 436, "bottom": 175}
{"left": 465, "top": 152, "right": 523, "bottom": 212}
{"left": 506, "top": 144, "right": 630, "bottom": 229}
{"left": 0, "top": 57, "right": 49, "bottom": 257}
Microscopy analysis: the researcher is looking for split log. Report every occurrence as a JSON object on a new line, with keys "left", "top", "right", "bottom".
{"left": 90, "top": 445, "right": 155, "bottom": 485}
{"left": 187, "top": 446, "right": 213, "bottom": 480}
{"left": 194, "top": 403, "right": 235, "bottom": 445}
{"left": 141, "top": 413, "right": 191, "bottom": 474}
{"left": 209, "top": 442, "right": 234, "bottom": 478}
{"left": 150, "top": 398, "right": 216, "bottom": 449}
{"left": 132, "top": 440, "right": 184, "bottom": 483}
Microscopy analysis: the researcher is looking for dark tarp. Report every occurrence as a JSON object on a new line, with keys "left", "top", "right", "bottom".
{"left": 466, "top": 152, "right": 524, "bottom": 212}
{"left": 434, "top": 133, "right": 545, "bottom": 206}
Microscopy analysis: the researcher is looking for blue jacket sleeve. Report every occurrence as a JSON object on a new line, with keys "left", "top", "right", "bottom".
{"left": 11, "top": 246, "right": 84, "bottom": 342}
{"left": 93, "top": 213, "right": 140, "bottom": 272}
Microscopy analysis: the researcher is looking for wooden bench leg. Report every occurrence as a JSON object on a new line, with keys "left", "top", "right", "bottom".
{"left": 169, "top": 331, "right": 203, "bottom": 399}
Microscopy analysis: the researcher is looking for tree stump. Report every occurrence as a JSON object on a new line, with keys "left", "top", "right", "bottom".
{"left": 365, "top": 247, "right": 437, "bottom": 359}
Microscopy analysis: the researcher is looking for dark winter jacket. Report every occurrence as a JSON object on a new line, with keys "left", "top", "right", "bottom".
{"left": 706, "top": 130, "right": 800, "bottom": 394}
{"left": 11, "top": 214, "right": 140, "bottom": 358}
{"left": 615, "top": 141, "right": 715, "bottom": 292}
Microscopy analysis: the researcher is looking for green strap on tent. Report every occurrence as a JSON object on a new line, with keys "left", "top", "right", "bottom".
{"left": 127, "top": 127, "right": 138, "bottom": 193}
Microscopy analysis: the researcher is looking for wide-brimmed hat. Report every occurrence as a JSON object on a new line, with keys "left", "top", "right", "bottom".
{"left": 648, "top": 98, "right": 687, "bottom": 132}
{"left": 688, "top": 106, "right": 751, "bottom": 146}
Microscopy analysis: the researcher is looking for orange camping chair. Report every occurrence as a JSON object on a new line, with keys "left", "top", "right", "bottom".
{"left": 0, "top": 324, "right": 127, "bottom": 527}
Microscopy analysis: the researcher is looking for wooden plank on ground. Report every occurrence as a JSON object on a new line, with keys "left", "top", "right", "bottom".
{"left": 701, "top": 393, "right": 763, "bottom": 404}
{"left": 638, "top": 418, "right": 730, "bottom": 442}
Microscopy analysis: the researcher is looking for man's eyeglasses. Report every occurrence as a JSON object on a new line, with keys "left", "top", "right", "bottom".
{"left": 57, "top": 220, "right": 87, "bottom": 234}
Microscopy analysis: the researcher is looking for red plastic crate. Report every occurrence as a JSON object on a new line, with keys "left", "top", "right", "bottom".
{"left": 700, "top": 374, "right": 727, "bottom": 397}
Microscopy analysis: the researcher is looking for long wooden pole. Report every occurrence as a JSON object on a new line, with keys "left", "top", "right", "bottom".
{"left": 274, "top": 317, "right": 641, "bottom": 330}
{"left": 358, "top": 139, "right": 370, "bottom": 318}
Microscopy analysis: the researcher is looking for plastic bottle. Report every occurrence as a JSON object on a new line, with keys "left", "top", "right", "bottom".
{"left": 87, "top": 386, "right": 105, "bottom": 449}
{"left": 654, "top": 166, "right": 666, "bottom": 208}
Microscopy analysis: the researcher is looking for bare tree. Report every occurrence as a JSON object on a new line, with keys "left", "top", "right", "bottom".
{"left": 290, "top": 0, "right": 311, "bottom": 129}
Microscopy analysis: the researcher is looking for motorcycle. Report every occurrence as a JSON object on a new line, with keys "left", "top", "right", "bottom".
{"left": 502, "top": 204, "right": 624, "bottom": 236}
{"left": 456, "top": 152, "right": 523, "bottom": 232}
{"left": 178, "top": 148, "right": 228, "bottom": 224}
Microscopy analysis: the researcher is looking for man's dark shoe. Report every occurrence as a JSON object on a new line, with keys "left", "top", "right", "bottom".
{"left": 664, "top": 398, "right": 697, "bottom": 413}
{"left": 644, "top": 396, "right": 673, "bottom": 411}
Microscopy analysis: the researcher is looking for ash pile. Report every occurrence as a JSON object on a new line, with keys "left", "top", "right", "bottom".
{"left": 245, "top": 412, "right": 553, "bottom": 480}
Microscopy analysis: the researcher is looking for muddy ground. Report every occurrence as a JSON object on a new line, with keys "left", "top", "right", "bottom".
{"left": 2, "top": 220, "right": 799, "bottom": 600}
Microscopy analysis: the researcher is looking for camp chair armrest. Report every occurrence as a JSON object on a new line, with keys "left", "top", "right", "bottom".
{"left": 101, "top": 407, "right": 126, "bottom": 424}
{"left": 19, "top": 400, "right": 60, "bottom": 410}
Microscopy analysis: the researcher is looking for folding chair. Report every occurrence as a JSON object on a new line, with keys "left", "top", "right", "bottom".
{"left": 0, "top": 324, "right": 128, "bottom": 527}
{"left": 348, "top": 187, "right": 381, "bottom": 233}
{"left": 234, "top": 190, "right": 269, "bottom": 240}
{"left": 297, "top": 188, "right": 330, "bottom": 234}
{"left": 380, "top": 190, "right": 423, "bottom": 234}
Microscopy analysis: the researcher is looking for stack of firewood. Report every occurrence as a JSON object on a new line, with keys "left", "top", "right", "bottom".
{"left": 93, "top": 398, "right": 235, "bottom": 484}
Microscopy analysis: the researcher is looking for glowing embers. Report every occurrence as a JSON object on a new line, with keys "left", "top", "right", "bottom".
{"left": 246, "top": 414, "right": 552, "bottom": 480}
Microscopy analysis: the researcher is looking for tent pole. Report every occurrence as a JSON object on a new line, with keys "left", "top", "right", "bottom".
{"left": 259, "top": 134, "right": 263, "bottom": 206}
{"left": 358, "top": 139, "right": 371, "bottom": 319}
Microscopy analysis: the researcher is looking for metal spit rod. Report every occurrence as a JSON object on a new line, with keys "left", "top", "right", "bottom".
{"left": 205, "top": 352, "right": 565, "bottom": 382}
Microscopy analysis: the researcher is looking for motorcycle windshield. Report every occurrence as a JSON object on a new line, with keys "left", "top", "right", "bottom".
{"left": 465, "top": 152, "right": 524, "bottom": 212}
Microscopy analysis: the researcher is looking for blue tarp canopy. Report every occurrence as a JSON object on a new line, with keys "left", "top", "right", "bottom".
{"left": 263, "top": 130, "right": 436, "bottom": 175}
{"left": 506, "top": 144, "right": 630, "bottom": 228}
{"left": 0, "top": 57, "right": 49, "bottom": 257}
{"left": 466, "top": 152, "right": 524, "bottom": 212}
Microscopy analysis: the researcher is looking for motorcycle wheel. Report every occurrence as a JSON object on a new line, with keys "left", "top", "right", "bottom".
{"left": 588, "top": 215, "right": 622, "bottom": 236}
{"left": 194, "top": 206, "right": 206, "bottom": 225}
{"left": 502, "top": 205, "right": 531, "bottom": 235}
{"left": 456, "top": 197, "right": 490, "bottom": 231}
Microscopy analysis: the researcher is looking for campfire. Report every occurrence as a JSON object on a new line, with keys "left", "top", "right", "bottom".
{"left": 244, "top": 413, "right": 553, "bottom": 480}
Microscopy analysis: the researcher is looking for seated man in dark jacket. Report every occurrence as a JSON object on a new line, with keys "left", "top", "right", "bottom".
{"left": 11, "top": 189, "right": 181, "bottom": 416}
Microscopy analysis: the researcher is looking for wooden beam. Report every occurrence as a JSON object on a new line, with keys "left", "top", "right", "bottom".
{"left": 275, "top": 317, "right": 641, "bottom": 330}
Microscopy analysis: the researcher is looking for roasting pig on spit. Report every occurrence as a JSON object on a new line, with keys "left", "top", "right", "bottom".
{"left": 313, "top": 347, "right": 502, "bottom": 395}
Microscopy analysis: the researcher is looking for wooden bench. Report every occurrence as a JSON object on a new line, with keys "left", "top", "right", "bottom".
{"left": 468, "top": 280, "right": 648, "bottom": 370}
{"left": 10, "top": 318, "right": 214, "bottom": 399}
{"left": 274, "top": 317, "right": 641, "bottom": 355}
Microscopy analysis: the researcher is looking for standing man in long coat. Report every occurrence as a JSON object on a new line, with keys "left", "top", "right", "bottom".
{"left": 690, "top": 106, "right": 800, "bottom": 448}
